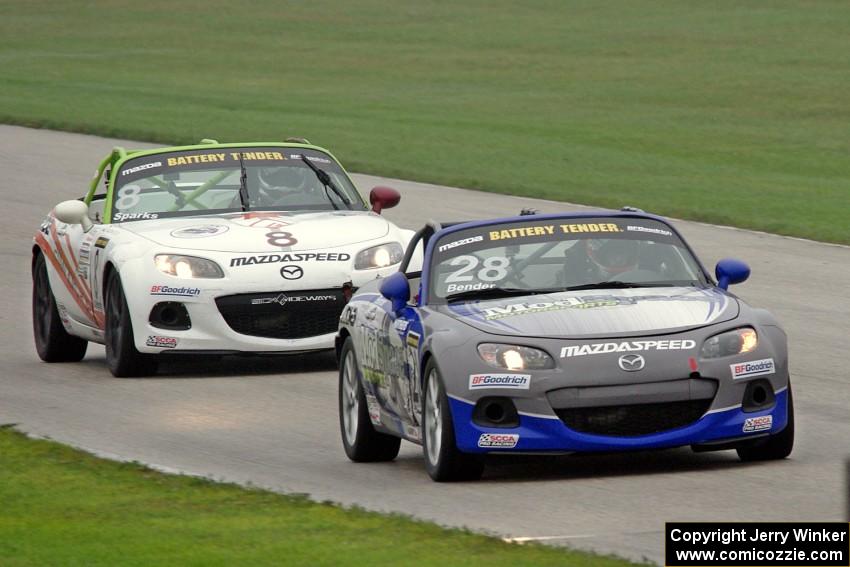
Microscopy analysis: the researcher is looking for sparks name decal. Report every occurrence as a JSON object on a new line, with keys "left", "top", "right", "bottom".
{"left": 730, "top": 358, "right": 775, "bottom": 380}
{"left": 478, "top": 433, "right": 519, "bottom": 448}
{"left": 469, "top": 373, "right": 531, "bottom": 390}
{"left": 230, "top": 252, "right": 350, "bottom": 267}
{"left": 150, "top": 285, "right": 201, "bottom": 297}
{"left": 743, "top": 415, "right": 772, "bottom": 433}
{"left": 146, "top": 335, "right": 178, "bottom": 349}
{"left": 114, "top": 212, "right": 158, "bottom": 221}
{"left": 560, "top": 339, "right": 696, "bottom": 358}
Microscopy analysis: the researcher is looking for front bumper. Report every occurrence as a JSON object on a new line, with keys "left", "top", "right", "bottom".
{"left": 450, "top": 387, "right": 789, "bottom": 453}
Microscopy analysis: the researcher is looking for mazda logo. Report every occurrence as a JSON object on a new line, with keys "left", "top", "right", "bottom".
{"left": 280, "top": 265, "right": 303, "bottom": 280}
{"left": 618, "top": 354, "right": 645, "bottom": 372}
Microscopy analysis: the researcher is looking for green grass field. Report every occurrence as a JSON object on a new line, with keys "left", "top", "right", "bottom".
{"left": 0, "top": 427, "right": 638, "bottom": 567}
{"left": 1, "top": 1, "right": 848, "bottom": 244}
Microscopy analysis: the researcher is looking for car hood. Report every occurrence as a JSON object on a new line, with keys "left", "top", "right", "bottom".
{"left": 440, "top": 287, "right": 739, "bottom": 338}
{"left": 117, "top": 211, "right": 390, "bottom": 252}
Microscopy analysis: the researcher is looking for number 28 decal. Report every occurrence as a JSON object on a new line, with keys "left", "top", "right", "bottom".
{"left": 445, "top": 255, "right": 509, "bottom": 283}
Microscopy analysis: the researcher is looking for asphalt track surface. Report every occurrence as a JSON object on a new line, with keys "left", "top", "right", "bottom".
{"left": 1, "top": 125, "right": 848, "bottom": 563}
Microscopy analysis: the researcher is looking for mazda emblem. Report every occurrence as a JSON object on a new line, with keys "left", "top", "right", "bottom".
{"left": 280, "top": 265, "right": 303, "bottom": 280}
{"left": 618, "top": 354, "right": 645, "bottom": 372}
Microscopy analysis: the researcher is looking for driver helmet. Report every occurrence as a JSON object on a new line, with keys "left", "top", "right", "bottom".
{"left": 257, "top": 166, "right": 309, "bottom": 197}
{"left": 585, "top": 238, "right": 639, "bottom": 276}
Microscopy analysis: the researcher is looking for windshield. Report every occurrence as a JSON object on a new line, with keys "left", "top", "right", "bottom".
{"left": 110, "top": 147, "right": 366, "bottom": 222}
{"left": 428, "top": 217, "right": 706, "bottom": 302}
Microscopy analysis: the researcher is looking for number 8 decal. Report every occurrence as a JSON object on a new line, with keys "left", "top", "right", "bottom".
{"left": 266, "top": 231, "right": 297, "bottom": 247}
{"left": 115, "top": 185, "right": 141, "bottom": 210}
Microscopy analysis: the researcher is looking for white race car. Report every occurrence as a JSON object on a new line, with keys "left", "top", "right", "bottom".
{"left": 32, "top": 139, "right": 412, "bottom": 376}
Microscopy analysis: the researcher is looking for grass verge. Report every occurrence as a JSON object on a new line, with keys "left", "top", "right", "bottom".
{"left": 0, "top": 1, "right": 847, "bottom": 244}
{"left": 0, "top": 426, "right": 640, "bottom": 566}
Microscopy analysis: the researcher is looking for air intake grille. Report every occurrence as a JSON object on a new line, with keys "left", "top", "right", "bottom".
{"left": 555, "top": 399, "right": 712, "bottom": 437}
{"left": 216, "top": 289, "right": 345, "bottom": 339}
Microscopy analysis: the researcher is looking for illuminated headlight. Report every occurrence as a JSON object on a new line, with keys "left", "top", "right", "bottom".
{"left": 701, "top": 327, "right": 758, "bottom": 358}
{"left": 477, "top": 343, "right": 555, "bottom": 370}
{"left": 154, "top": 254, "right": 224, "bottom": 279}
{"left": 354, "top": 242, "right": 403, "bottom": 270}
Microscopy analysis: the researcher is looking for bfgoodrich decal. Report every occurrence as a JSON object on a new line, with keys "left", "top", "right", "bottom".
{"left": 150, "top": 285, "right": 201, "bottom": 297}
{"left": 560, "top": 340, "right": 696, "bottom": 358}
{"left": 731, "top": 358, "right": 775, "bottom": 380}
{"left": 468, "top": 373, "right": 531, "bottom": 390}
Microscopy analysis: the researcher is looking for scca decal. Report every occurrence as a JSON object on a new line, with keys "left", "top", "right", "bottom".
{"left": 230, "top": 253, "right": 350, "bottom": 267}
{"left": 146, "top": 335, "right": 178, "bottom": 349}
{"left": 743, "top": 415, "right": 772, "bottom": 433}
{"left": 560, "top": 340, "right": 696, "bottom": 358}
{"left": 478, "top": 433, "right": 519, "bottom": 448}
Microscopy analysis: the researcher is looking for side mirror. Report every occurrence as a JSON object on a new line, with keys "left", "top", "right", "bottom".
{"left": 369, "top": 186, "right": 401, "bottom": 214}
{"left": 54, "top": 200, "right": 93, "bottom": 232}
{"left": 379, "top": 271, "right": 410, "bottom": 313}
{"left": 715, "top": 258, "right": 750, "bottom": 290}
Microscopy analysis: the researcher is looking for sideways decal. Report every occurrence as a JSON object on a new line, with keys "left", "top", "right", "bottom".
{"left": 626, "top": 225, "right": 672, "bottom": 237}
{"left": 560, "top": 339, "right": 696, "bottom": 358}
{"left": 406, "top": 331, "right": 421, "bottom": 348}
{"left": 731, "top": 358, "right": 775, "bottom": 380}
{"left": 150, "top": 285, "right": 201, "bottom": 297}
{"left": 743, "top": 415, "right": 772, "bottom": 433}
{"left": 478, "top": 433, "right": 519, "bottom": 448}
{"left": 146, "top": 336, "right": 178, "bottom": 349}
{"left": 469, "top": 373, "right": 531, "bottom": 390}
{"left": 230, "top": 252, "right": 350, "bottom": 267}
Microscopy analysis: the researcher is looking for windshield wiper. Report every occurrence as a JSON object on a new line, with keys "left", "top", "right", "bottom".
{"left": 299, "top": 155, "right": 350, "bottom": 210}
{"left": 561, "top": 281, "right": 674, "bottom": 291}
{"left": 237, "top": 153, "right": 249, "bottom": 211}
{"left": 445, "top": 287, "right": 544, "bottom": 302}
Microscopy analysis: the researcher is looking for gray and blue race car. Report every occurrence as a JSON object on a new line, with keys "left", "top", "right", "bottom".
{"left": 335, "top": 211, "right": 793, "bottom": 481}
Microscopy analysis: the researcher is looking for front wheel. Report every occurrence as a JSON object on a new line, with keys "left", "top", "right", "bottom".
{"left": 422, "top": 359, "right": 484, "bottom": 482}
{"left": 338, "top": 337, "right": 401, "bottom": 462}
{"left": 32, "top": 252, "right": 88, "bottom": 362}
{"left": 104, "top": 270, "right": 158, "bottom": 378}
{"left": 737, "top": 385, "right": 794, "bottom": 462}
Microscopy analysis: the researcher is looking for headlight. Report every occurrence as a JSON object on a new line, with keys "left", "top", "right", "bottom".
{"left": 701, "top": 327, "right": 758, "bottom": 358}
{"left": 477, "top": 343, "right": 555, "bottom": 370}
{"left": 154, "top": 254, "right": 224, "bottom": 279}
{"left": 354, "top": 242, "right": 403, "bottom": 270}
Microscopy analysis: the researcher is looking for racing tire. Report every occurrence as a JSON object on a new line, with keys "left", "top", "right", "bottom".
{"left": 422, "top": 358, "right": 484, "bottom": 482}
{"left": 338, "top": 337, "right": 401, "bottom": 462}
{"left": 32, "top": 252, "right": 88, "bottom": 362}
{"left": 737, "top": 385, "right": 794, "bottom": 462}
{"left": 105, "top": 270, "right": 159, "bottom": 378}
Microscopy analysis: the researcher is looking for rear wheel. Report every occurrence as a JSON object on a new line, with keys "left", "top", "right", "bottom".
{"left": 338, "top": 337, "right": 401, "bottom": 462}
{"left": 422, "top": 359, "right": 484, "bottom": 482}
{"left": 737, "top": 385, "right": 794, "bottom": 461}
{"left": 32, "top": 252, "right": 88, "bottom": 362}
{"left": 105, "top": 270, "right": 158, "bottom": 378}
